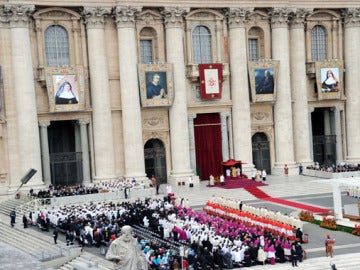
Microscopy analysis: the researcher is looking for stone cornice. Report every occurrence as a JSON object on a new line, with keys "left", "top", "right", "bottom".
{"left": 289, "top": 8, "right": 313, "bottom": 29}
{"left": 226, "top": 8, "right": 254, "bottom": 29}
{"left": 162, "top": 7, "right": 189, "bottom": 29}
{"left": 343, "top": 8, "right": 360, "bottom": 28}
{"left": 113, "top": 5, "right": 142, "bottom": 28}
{"left": 82, "top": 6, "right": 111, "bottom": 29}
{"left": 269, "top": 7, "right": 292, "bottom": 28}
{"left": 4, "top": 4, "right": 34, "bottom": 28}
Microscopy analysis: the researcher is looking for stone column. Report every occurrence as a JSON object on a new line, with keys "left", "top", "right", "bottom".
{"left": 188, "top": 114, "right": 197, "bottom": 174}
{"left": 220, "top": 112, "right": 230, "bottom": 162}
{"left": 334, "top": 107, "right": 344, "bottom": 163}
{"left": 83, "top": 7, "right": 115, "bottom": 180}
{"left": 331, "top": 182, "right": 343, "bottom": 220}
{"left": 114, "top": 6, "right": 146, "bottom": 180}
{"left": 289, "top": 9, "right": 313, "bottom": 166}
{"left": 343, "top": 8, "right": 360, "bottom": 163}
{"left": 227, "top": 8, "right": 254, "bottom": 172}
{"left": 5, "top": 4, "right": 43, "bottom": 186}
{"left": 163, "top": 7, "right": 193, "bottom": 184}
{"left": 39, "top": 121, "right": 51, "bottom": 187}
{"left": 308, "top": 108, "right": 314, "bottom": 160}
{"left": 270, "top": 8, "right": 296, "bottom": 174}
{"left": 78, "top": 119, "right": 91, "bottom": 184}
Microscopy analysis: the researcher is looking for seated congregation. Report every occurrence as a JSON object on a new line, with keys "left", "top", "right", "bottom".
{"left": 30, "top": 193, "right": 306, "bottom": 269}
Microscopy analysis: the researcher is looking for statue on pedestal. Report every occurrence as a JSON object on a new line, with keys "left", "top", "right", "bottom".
{"left": 106, "top": 225, "right": 148, "bottom": 270}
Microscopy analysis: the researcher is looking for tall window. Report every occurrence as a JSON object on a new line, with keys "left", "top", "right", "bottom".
{"left": 311, "top": 25, "right": 327, "bottom": 61}
{"left": 192, "top": 25, "right": 212, "bottom": 64}
{"left": 45, "top": 25, "right": 70, "bottom": 66}
{"left": 140, "top": 40, "right": 153, "bottom": 63}
{"left": 248, "top": 38, "right": 259, "bottom": 61}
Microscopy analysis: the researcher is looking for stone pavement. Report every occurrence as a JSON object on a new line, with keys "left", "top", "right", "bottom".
{"left": 0, "top": 174, "right": 359, "bottom": 269}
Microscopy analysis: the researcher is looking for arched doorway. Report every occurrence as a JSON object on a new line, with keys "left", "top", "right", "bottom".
{"left": 144, "top": 139, "right": 167, "bottom": 184}
{"left": 48, "top": 120, "right": 83, "bottom": 186}
{"left": 252, "top": 132, "right": 271, "bottom": 173}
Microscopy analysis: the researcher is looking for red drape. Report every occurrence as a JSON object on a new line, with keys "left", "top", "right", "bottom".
{"left": 194, "top": 113, "right": 223, "bottom": 180}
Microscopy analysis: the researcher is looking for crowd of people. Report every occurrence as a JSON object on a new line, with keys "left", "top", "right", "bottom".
{"left": 20, "top": 188, "right": 310, "bottom": 269}
{"left": 28, "top": 178, "right": 148, "bottom": 199}
{"left": 306, "top": 162, "right": 360, "bottom": 173}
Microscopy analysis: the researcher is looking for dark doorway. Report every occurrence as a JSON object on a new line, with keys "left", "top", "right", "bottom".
{"left": 48, "top": 121, "right": 82, "bottom": 186}
{"left": 252, "top": 132, "right": 271, "bottom": 173}
{"left": 144, "top": 139, "right": 167, "bottom": 184}
{"left": 311, "top": 108, "right": 336, "bottom": 165}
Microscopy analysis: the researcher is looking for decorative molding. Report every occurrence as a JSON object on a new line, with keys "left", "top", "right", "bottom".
{"left": 113, "top": 5, "right": 142, "bottom": 28}
{"left": 269, "top": 7, "right": 292, "bottom": 28}
{"left": 0, "top": 6, "right": 9, "bottom": 25}
{"left": 162, "top": 7, "right": 189, "bottom": 28}
{"left": 4, "top": 4, "right": 35, "bottom": 28}
{"left": 137, "top": 10, "right": 163, "bottom": 26}
{"left": 82, "top": 7, "right": 111, "bottom": 29}
{"left": 251, "top": 111, "right": 269, "bottom": 121}
{"left": 226, "top": 8, "right": 253, "bottom": 28}
{"left": 343, "top": 8, "right": 360, "bottom": 28}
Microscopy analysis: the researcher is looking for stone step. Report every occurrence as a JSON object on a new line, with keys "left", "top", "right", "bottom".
{"left": 0, "top": 198, "right": 26, "bottom": 216}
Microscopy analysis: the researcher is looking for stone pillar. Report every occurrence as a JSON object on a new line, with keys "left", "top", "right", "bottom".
{"left": 308, "top": 108, "right": 314, "bottom": 160}
{"left": 331, "top": 182, "right": 343, "bottom": 220}
{"left": 83, "top": 7, "right": 115, "bottom": 180}
{"left": 39, "top": 121, "right": 51, "bottom": 187}
{"left": 188, "top": 114, "right": 197, "bottom": 174}
{"left": 114, "top": 6, "right": 146, "bottom": 180}
{"left": 324, "top": 110, "right": 331, "bottom": 136}
{"left": 5, "top": 4, "right": 43, "bottom": 186}
{"left": 270, "top": 8, "right": 296, "bottom": 174}
{"left": 289, "top": 9, "right": 313, "bottom": 166}
{"left": 227, "top": 8, "right": 254, "bottom": 173}
{"left": 343, "top": 8, "right": 360, "bottom": 163}
{"left": 220, "top": 112, "right": 230, "bottom": 162}
{"left": 163, "top": 7, "right": 193, "bottom": 185}
{"left": 334, "top": 107, "right": 344, "bottom": 163}
{"left": 78, "top": 119, "right": 91, "bottom": 184}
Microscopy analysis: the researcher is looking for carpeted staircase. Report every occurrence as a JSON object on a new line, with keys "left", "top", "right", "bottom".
{"left": 244, "top": 187, "right": 330, "bottom": 213}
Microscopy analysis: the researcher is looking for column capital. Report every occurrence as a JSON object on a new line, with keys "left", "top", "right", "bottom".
{"left": 113, "top": 5, "right": 142, "bottom": 28}
{"left": 220, "top": 112, "right": 230, "bottom": 119}
{"left": 38, "top": 120, "right": 50, "bottom": 127}
{"left": 78, "top": 118, "right": 90, "bottom": 125}
{"left": 334, "top": 106, "right": 344, "bottom": 113}
{"left": 162, "top": 7, "right": 189, "bottom": 29}
{"left": 289, "top": 8, "right": 313, "bottom": 29}
{"left": 226, "top": 8, "right": 253, "bottom": 29}
{"left": 188, "top": 114, "right": 197, "bottom": 121}
{"left": 269, "top": 7, "right": 292, "bottom": 28}
{"left": 0, "top": 6, "right": 9, "bottom": 26}
{"left": 82, "top": 6, "right": 111, "bottom": 29}
{"left": 4, "top": 4, "right": 34, "bottom": 28}
{"left": 343, "top": 8, "right": 360, "bottom": 28}
{"left": 308, "top": 107, "right": 315, "bottom": 113}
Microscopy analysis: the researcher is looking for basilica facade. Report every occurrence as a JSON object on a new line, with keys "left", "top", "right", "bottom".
{"left": 0, "top": 1, "right": 359, "bottom": 194}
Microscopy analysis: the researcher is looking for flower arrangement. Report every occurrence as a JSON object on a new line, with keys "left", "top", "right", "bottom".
{"left": 320, "top": 216, "right": 337, "bottom": 230}
{"left": 352, "top": 225, "right": 360, "bottom": 236}
{"left": 299, "top": 210, "right": 314, "bottom": 222}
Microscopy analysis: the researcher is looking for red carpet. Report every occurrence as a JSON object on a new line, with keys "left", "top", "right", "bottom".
{"left": 207, "top": 178, "right": 268, "bottom": 189}
{"left": 244, "top": 187, "right": 329, "bottom": 213}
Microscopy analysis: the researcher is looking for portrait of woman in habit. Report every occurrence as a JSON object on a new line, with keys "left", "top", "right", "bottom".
{"left": 55, "top": 81, "right": 78, "bottom": 105}
{"left": 321, "top": 69, "right": 340, "bottom": 93}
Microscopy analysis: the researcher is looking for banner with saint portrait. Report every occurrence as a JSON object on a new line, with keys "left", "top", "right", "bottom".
{"left": 248, "top": 61, "right": 279, "bottom": 103}
{"left": 198, "top": 63, "right": 223, "bottom": 99}
{"left": 138, "top": 63, "right": 174, "bottom": 108}
{"left": 315, "top": 60, "right": 343, "bottom": 100}
{"left": 45, "top": 66, "right": 85, "bottom": 112}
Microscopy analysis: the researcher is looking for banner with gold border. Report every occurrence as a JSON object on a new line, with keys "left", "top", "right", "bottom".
{"left": 199, "top": 63, "right": 223, "bottom": 99}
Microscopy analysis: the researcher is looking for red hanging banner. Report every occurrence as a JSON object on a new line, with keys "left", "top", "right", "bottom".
{"left": 199, "top": 63, "right": 223, "bottom": 99}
